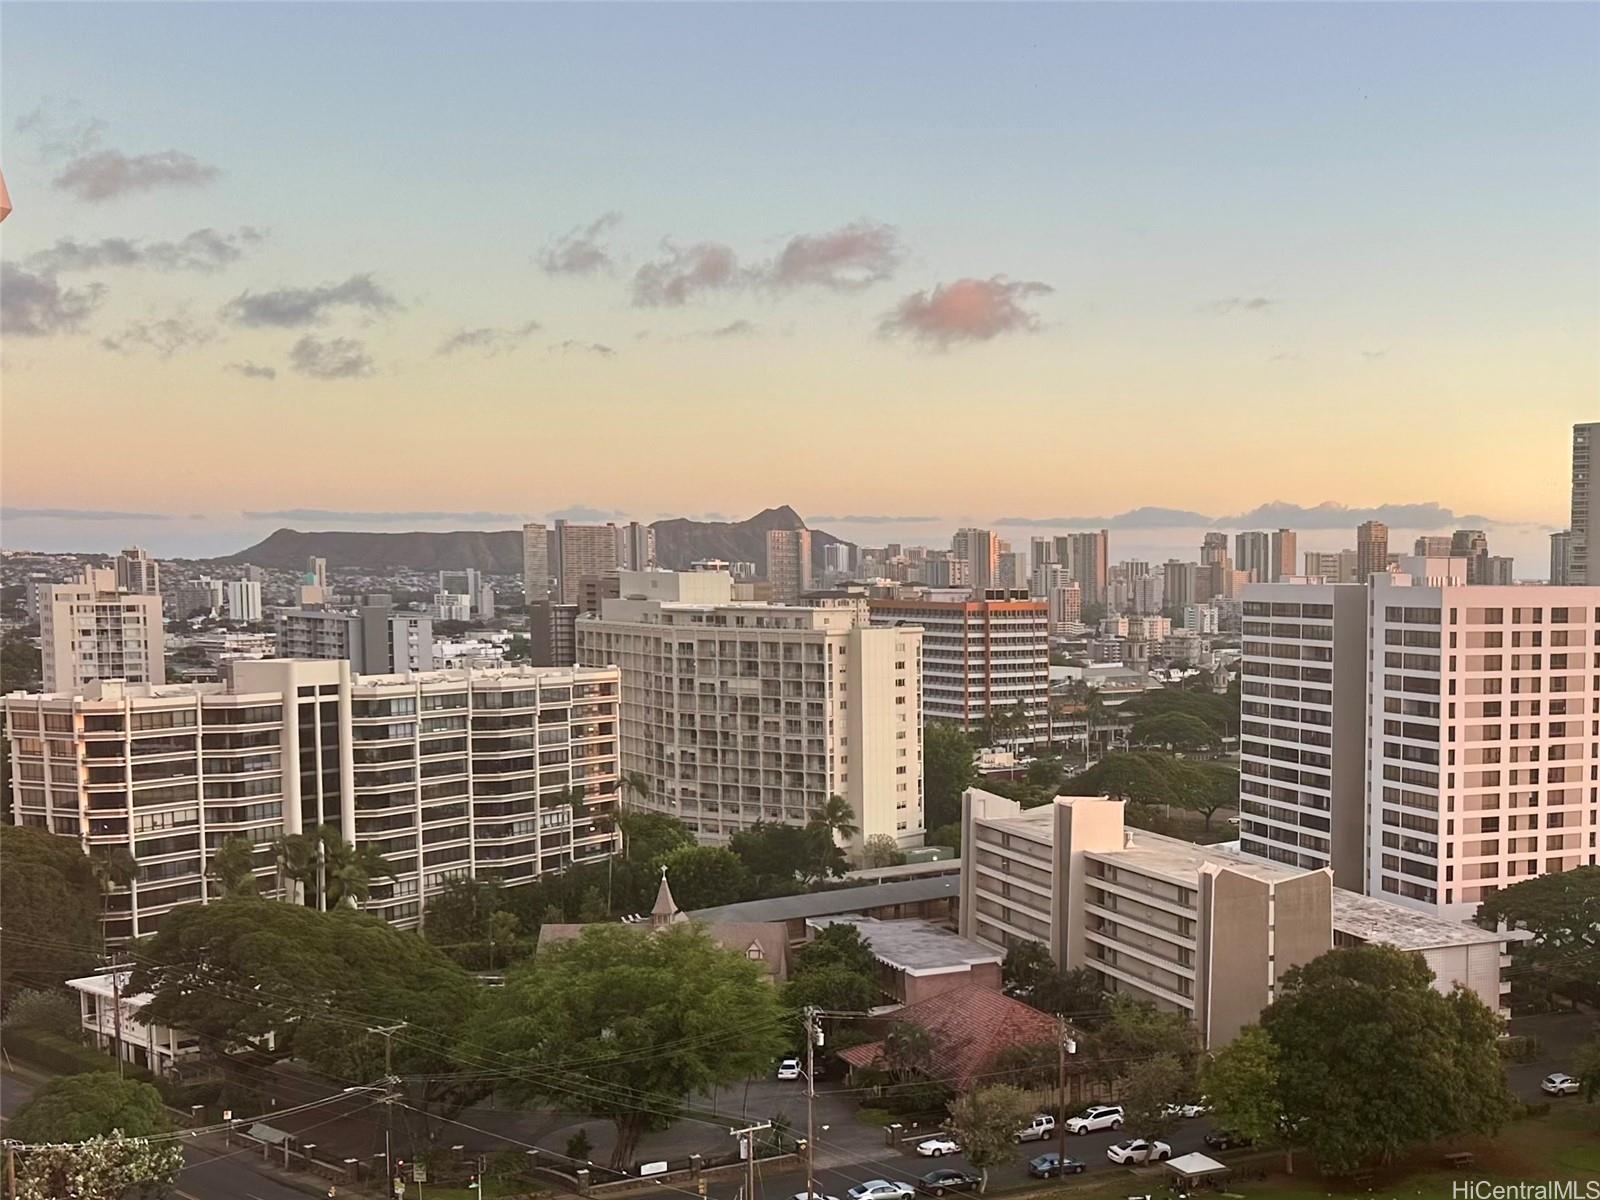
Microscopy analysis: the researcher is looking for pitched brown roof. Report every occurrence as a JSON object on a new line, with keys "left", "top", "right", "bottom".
{"left": 837, "top": 984, "right": 1057, "bottom": 1088}
{"left": 536, "top": 919, "right": 789, "bottom": 981}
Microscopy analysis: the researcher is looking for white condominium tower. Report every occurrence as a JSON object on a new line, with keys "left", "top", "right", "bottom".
{"left": 574, "top": 569, "right": 924, "bottom": 853}
{"left": 41, "top": 568, "right": 166, "bottom": 693}
{"left": 4, "top": 659, "right": 621, "bottom": 940}
{"left": 1570, "top": 422, "right": 1596, "bottom": 584}
{"left": 1240, "top": 560, "right": 1598, "bottom": 920}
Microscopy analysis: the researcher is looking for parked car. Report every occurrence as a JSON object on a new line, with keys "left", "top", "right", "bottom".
{"left": 794, "top": 1192, "right": 841, "bottom": 1200}
{"left": 1063, "top": 1105, "right": 1124, "bottom": 1135}
{"left": 1013, "top": 1113, "right": 1057, "bottom": 1142}
{"left": 776, "top": 1056, "right": 802, "bottom": 1081}
{"left": 1161, "top": 1099, "right": 1209, "bottom": 1119}
{"left": 915, "top": 1137, "right": 961, "bottom": 1158}
{"left": 1027, "top": 1153, "right": 1087, "bottom": 1179}
{"left": 1106, "top": 1139, "right": 1172, "bottom": 1165}
{"left": 848, "top": 1181, "right": 916, "bottom": 1200}
{"left": 1203, "top": 1131, "right": 1254, "bottom": 1152}
{"left": 1542, "top": 1073, "right": 1581, "bottom": 1096}
{"left": 915, "top": 1169, "right": 981, "bottom": 1196}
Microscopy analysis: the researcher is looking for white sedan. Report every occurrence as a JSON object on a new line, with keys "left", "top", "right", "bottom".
{"left": 1106, "top": 1139, "right": 1172, "bottom": 1165}
{"left": 1161, "top": 1100, "right": 1209, "bottom": 1119}
{"left": 776, "top": 1057, "right": 802, "bottom": 1081}
{"left": 848, "top": 1182, "right": 916, "bottom": 1200}
{"left": 915, "top": 1138, "right": 961, "bottom": 1158}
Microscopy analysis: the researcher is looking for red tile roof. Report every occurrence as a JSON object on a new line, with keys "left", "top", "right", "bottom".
{"left": 837, "top": 984, "right": 1058, "bottom": 1089}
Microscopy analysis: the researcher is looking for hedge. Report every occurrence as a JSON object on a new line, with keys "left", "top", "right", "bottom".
{"left": 3, "top": 1027, "right": 119, "bottom": 1076}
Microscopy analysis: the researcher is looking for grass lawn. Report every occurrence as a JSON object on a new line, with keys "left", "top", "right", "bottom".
{"left": 1029, "top": 1106, "right": 1600, "bottom": 1200}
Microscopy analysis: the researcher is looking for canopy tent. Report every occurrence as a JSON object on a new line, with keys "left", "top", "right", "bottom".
{"left": 1165, "top": 1152, "right": 1230, "bottom": 1183}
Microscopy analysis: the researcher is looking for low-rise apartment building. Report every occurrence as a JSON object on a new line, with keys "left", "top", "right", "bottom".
{"left": 575, "top": 570, "right": 924, "bottom": 853}
{"left": 3, "top": 659, "right": 620, "bottom": 939}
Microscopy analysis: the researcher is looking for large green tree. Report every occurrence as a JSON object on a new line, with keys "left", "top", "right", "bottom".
{"left": 1201, "top": 1025, "right": 1282, "bottom": 1155}
{"left": 9, "top": 1073, "right": 169, "bottom": 1142}
{"left": 0, "top": 824, "right": 101, "bottom": 997}
{"left": 471, "top": 922, "right": 786, "bottom": 1167}
{"left": 1129, "top": 712, "right": 1215, "bottom": 752}
{"left": 1086, "top": 995, "right": 1196, "bottom": 1087}
{"left": 946, "top": 1085, "right": 1030, "bottom": 1193}
{"left": 660, "top": 845, "right": 749, "bottom": 910}
{"left": 1261, "top": 944, "right": 1514, "bottom": 1174}
{"left": 1120, "top": 1053, "right": 1184, "bottom": 1140}
{"left": 1474, "top": 866, "right": 1599, "bottom": 999}
{"left": 924, "top": 722, "right": 977, "bottom": 831}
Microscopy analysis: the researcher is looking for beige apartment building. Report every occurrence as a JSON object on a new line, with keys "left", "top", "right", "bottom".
{"left": 766, "top": 528, "right": 813, "bottom": 603}
{"left": 1570, "top": 422, "right": 1595, "bottom": 584}
{"left": 574, "top": 569, "right": 924, "bottom": 853}
{"left": 554, "top": 520, "right": 621, "bottom": 606}
{"left": 41, "top": 568, "right": 166, "bottom": 693}
{"left": 4, "top": 659, "right": 620, "bottom": 940}
{"left": 960, "top": 791, "right": 1517, "bottom": 1045}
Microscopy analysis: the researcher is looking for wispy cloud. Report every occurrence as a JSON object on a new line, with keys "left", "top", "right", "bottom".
{"left": 54, "top": 148, "right": 220, "bottom": 202}
{"left": 538, "top": 212, "right": 622, "bottom": 275}
{"left": 760, "top": 221, "right": 904, "bottom": 291}
{"left": 3, "top": 506, "right": 172, "bottom": 522}
{"left": 552, "top": 339, "right": 615, "bottom": 358}
{"left": 436, "top": 320, "right": 542, "bottom": 357}
{"left": 1, "top": 264, "right": 106, "bottom": 336}
{"left": 221, "top": 273, "right": 400, "bottom": 328}
{"left": 996, "top": 507, "right": 1213, "bottom": 530}
{"left": 879, "top": 276, "right": 1053, "bottom": 348}
{"left": 226, "top": 361, "right": 277, "bottom": 380}
{"left": 546, "top": 505, "right": 628, "bottom": 523}
{"left": 100, "top": 315, "right": 216, "bottom": 358}
{"left": 810, "top": 514, "right": 943, "bottom": 524}
{"left": 15, "top": 98, "right": 107, "bottom": 160}
{"left": 288, "top": 335, "right": 374, "bottom": 380}
{"left": 632, "top": 241, "right": 739, "bottom": 306}
{"left": 1361, "top": 347, "right": 1391, "bottom": 360}
{"left": 699, "top": 319, "right": 759, "bottom": 339}
{"left": 243, "top": 509, "right": 521, "bottom": 524}
{"left": 1203, "top": 296, "right": 1275, "bottom": 315}
{"left": 29, "top": 228, "right": 265, "bottom": 275}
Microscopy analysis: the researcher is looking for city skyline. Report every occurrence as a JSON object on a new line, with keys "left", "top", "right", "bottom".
{"left": 3, "top": 3, "right": 1596, "bottom": 561}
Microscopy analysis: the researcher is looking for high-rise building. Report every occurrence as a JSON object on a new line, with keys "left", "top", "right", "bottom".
{"left": 1355, "top": 521, "right": 1389, "bottom": 582}
{"left": 620, "top": 521, "right": 656, "bottom": 571}
{"left": 40, "top": 569, "right": 166, "bottom": 693}
{"left": 1269, "top": 529, "right": 1297, "bottom": 582}
{"left": 1570, "top": 422, "right": 1596, "bottom": 584}
{"left": 997, "top": 549, "right": 1025, "bottom": 591}
{"left": 1451, "top": 529, "right": 1491, "bottom": 584}
{"left": 765, "top": 528, "right": 813, "bottom": 603}
{"left": 1200, "top": 532, "right": 1229, "bottom": 566}
{"left": 952, "top": 528, "right": 1000, "bottom": 591}
{"left": 870, "top": 588, "right": 1049, "bottom": 744}
{"left": 522, "top": 522, "right": 551, "bottom": 607}
{"left": 114, "top": 547, "right": 160, "bottom": 596}
{"left": 822, "top": 541, "right": 854, "bottom": 581}
{"left": 1162, "top": 560, "right": 1201, "bottom": 611}
{"left": 3, "top": 659, "right": 620, "bottom": 940}
{"left": 360, "top": 596, "right": 433, "bottom": 674}
{"left": 553, "top": 520, "right": 620, "bottom": 606}
{"left": 173, "top": 578, "right": 225, "bottom": 619}
{"left": 576, "top": 571, "right": 923, "bottom": 852}
{"left": 1235, "top": 532, "right": 1271, "bottom": 581}
{"left": 1063, "top": 530, "right": 1110, "bottom": 607}
{"left": 530, "top": 600, "right": 579, "bottom": 667}
{"left": 1047, "top": 579, "right": 1082, "bottom": 633}
{"left": 1414, "top": 536, "right": 1452, "bottom": 557}
{"left": 275, "top": 608, "right": 362, "bottom": 666}
{"left": 1550, "top": 531, "right": 1573, "bottom": 585}
{"left": 1029, "top": 537, "right": 1058, "bottom": 568}
{"left": 224, "top": 580, "right": 263, "bottom": 623}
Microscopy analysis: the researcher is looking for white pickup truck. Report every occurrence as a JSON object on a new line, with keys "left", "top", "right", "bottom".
{"left": 1013, "top": 1114, "right": 1057, "bottom": 1143}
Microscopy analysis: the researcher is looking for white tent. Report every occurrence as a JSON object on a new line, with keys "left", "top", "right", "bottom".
{"left": 1165, "top": 1152, "right": 1229, "bottom": 1181}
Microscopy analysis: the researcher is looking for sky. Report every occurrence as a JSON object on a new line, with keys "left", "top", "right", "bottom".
{"left": 2, "top": 2, "right": 1596, "bottom": 571}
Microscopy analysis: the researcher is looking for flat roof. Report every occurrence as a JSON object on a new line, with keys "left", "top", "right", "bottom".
{"left": 806, "top": 916, "right": 1002, "bottom": 976}
{"left": 1330, "top": 889, "right": 1515, "bottom": 951}
{"left": 687, "top": 875, "right": 959, "bottom": 923}
{"left": 1101, "top": 828, "right": 1313, "bottom": 886}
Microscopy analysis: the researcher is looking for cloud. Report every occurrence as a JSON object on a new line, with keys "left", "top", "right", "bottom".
{"left": 54, "top": 148, "right": 220, "bottom": 202}
{"left": 1362, "top": 347, "right": 1391, "bottom": 360}
{"left": 761, "top": 221, "right": 904, "bottom": 291}
{"left": 1270, "top": 351, "right": 1300, "bottom": 362}
{"left": 15, "top": 98, "right": 107, "bottom": 159}
{"left": 701, "top": 319, "right": 759, "bottom": 339}
{"left": 2, "top": 506, "right": 171, "bottom": 521}
{"left": 552, "top": 339, "right": 615, "bottom": 358}
{"left": 1203, "top": 296, "right": 1275, "bottom": 314}
{"left": 538, "top": 212, "right": 622, "bottom": 275}
{"left": 226, "top": 361, "right": 277, "bottom": 380}
{"left": 288, "top": 335, "right": 374, "bottom": 380}
{"left": 1221, "top": 500, "right": 1500, "bottom": 530}
{"left": 242, "top": 509, "right": 521, "bottom": 524}
{"left": 879, "top": 276, "right": 1053, "bottom": 347}
{"left": 632, "top": 241, "right": 739, "bottom": 306}
{"left": 29, "top": 228, "right": 266, "bottom": 274}
{"left": 810, "top": 514, "right": 943, "bottom": 524}
{"left": 436, "top": 320, "right": 542, "bottom": 357}
{"left": 546, "top": 505, "right": 628, "bottom": 523}
{"left": 1, "top": 264, "right": 106, "bottom": 336}
{"left": 221, "top": 273, "right": 400, "bottom": 328}
{"left": 100, "top": 315, "right": 216, "bottom": 358}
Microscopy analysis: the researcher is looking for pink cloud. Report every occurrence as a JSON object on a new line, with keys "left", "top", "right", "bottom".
{"left": 766, "top": 221, "right": 903, "bottom": 291}
{"left": 879, "top": 276, "right": 1053, "bottom": 348}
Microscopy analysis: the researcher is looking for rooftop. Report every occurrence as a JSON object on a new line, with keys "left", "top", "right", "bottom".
{"left": 1103, "top": 828, "right": 1313, "bottom": 886}
{"left": 805, "top": 916, "right": 1001, "bottom": 976}
{"left": 836, "top": 984, "right": 1059, "bottom": 1089}
{"left": 1331, "top": 889, "right": 1518, "bottom": 951}
{"left": 688, "top": 875, "right": 959, "bottom": 923}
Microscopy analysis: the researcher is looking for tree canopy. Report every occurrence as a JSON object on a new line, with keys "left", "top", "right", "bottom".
{"left": 1129, "top": 711, "right": 1215, "bottom": 752}
{"left": 946, "top": 1085, "right": 1030, "bottom": 1192}
{"left": 1474, "top": 866, "right": 1599, "bottom": 999}
{"left": 924, "top": 722, "right": 977, "bottom": 830}
{"left": 1261, "top": 944, "right": 1513, "bottom": 1174}
{"left": 470, "top": 922, "right": 787, "bottom": 1168}
{"left": 659, "top": 845, "right": 749, "bottom": 911}
{"left": 1059, "top": 752, "right": 1236, "bottom": 829}
{"left": 9, "top": 1073, "right": 169, "bottom": 1142}
{"left": 0, "top": 823, "right": 102, "bottom": 998}
{"left": 1201, "top": 1025, "right": 1282, "bottom": 1149}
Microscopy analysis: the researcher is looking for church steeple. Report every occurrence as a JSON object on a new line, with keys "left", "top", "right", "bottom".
{"left": 650, "top": 865, "right": 680, "bottom": 931}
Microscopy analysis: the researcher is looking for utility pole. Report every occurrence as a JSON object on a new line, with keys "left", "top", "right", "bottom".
{"left": 369, "top": 1023, "right": 407, "bottom": 1193}
{"left": 728, "top": 1120, "right": 770, "bottom": 1200}
{"left": 316, "top": 834, "right": 327, "bottom": 913}
{"left": 110, "top": 957, "right": 126, "bottom": 1080}
{"left": 1054, "top": 1015, "right": 1076, "bottom": 1175}
{"left": 5, "top": 1140, "right": 17, "bottom": 1200}
{"left": 803, "top": 1007, "right": 819, "bottom": 1200}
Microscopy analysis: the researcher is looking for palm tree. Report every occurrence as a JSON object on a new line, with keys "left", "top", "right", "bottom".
{"left": 89, "top": 845, "right": 137, "bottom": 894}
{"left": 808, "top": 794, "right": 859, "bottom": 844}
{"left": 324, "top": 838, "right": 396, "bottom": 909}
{"left": 207, "top": 835, "right": 260, "bottom": 898}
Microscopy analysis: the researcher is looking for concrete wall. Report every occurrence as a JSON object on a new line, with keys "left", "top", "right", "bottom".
{"left": 1199, "top": 868, "right": 1272, "bottom": 1048}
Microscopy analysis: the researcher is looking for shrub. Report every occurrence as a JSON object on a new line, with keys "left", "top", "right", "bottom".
{"left": 3, "top": 1027, "right": 117, "bottom": 1076}
{"left": 565, "top": 1129, "right": 593, "bottom": 1162}
{"left": 1, "top": 988, "right": 82, "bottom": 1038}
